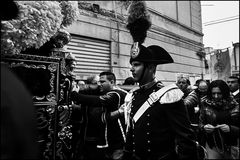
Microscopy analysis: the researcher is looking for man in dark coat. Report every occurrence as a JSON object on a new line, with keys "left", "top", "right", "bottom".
{"left": 71, "top": 71, "right": 127, "bottom": 160}
{"left": 122, "top": 44, "right": 199, "bottom": 160}
{"left": 227, "top": 76, "right": 239, "bottom": 103}
{"left": 121, "top": 1, "right": 198, "bottom": 159}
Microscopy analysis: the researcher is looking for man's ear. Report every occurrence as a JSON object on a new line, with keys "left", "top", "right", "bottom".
{"left": 147, "top": 64, "right": 156, "bottom": 73}
{"left": 110, "top": 80, "right": 115, "bottom": 85}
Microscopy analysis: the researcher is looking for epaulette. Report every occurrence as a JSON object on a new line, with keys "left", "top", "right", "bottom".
{"left": 159, "top": 85, "right": 184, "bottom": 104}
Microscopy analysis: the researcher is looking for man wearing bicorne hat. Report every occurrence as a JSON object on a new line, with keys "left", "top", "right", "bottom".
{"left": 119, "top": 1, "right": 199, "bottom": 160}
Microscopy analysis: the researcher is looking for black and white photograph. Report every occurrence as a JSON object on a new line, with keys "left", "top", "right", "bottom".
{"left": 1, "top": 1, "right": 239, "bottom": 160}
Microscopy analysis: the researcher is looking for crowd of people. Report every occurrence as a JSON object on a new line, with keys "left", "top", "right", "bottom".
{"left": 1, "top": 1, "right": 239, "bottom": 160}
{"left": 67, "top": 48, "right": 239, "bottom": 160}
{"left": 67, "top": 51, "right": 239, "bottom": 160}
{"left": 176, "top": 76, "right": 239, "bottom": 159}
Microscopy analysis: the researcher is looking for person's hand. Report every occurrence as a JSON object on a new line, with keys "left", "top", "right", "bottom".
{"left": 72, "top": 81, "right": 77, "bottom": 86}
{"left": 118, "top": 104, "right": 125, "bottom": 115}
{"left": 216, "top": 124, "right": 230, "bottom": 132}
{"left": 72, "top": 83, "right": 79, "bottom": 92}
{"left": 194, "top": 106, "right": 199, "bottom": 113}
{"left": 204, "top": 124, "right": 215, "bottom": 133}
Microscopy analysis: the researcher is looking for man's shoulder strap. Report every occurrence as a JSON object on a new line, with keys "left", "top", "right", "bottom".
{"left": 133, "top": 83, "right": 183, "bottom": 123}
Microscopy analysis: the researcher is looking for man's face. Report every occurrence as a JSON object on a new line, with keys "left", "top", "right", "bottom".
{"left": 227, "top": 78, "right": 239, "bottom": 92}
{"left": 130, "top": 61, "right": 144, "bottom": 82}
{"left": 92, "top": 76, "right": 99, "bottom": 85}
{"left": 99, "top": 75, "right": 112, "bottom": 93}
{"left": 198, "top": 81, "right": 208, "bottom": 96}
{"left": 177, "top": 78, "right": 188, "bottom": 92}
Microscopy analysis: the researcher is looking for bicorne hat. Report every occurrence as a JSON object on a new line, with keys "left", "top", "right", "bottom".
{"left": 129, "top": 43, "right": 174, "bottom": 65}
{"left": 127, "top": 1, "right": 174, "bottom": 65}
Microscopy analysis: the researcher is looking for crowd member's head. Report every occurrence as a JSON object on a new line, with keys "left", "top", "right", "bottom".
{"left": 177, "top": 77, "right": 189, "bottom": 93}
{"left": 227, "top": 76, "right": 239, "bottom": 93}
{"left": 77, "top": 80, "right": 85, "bottom": 85}
{"left": 207, "top": 79, "right": 230, "bottom": 102}
{"left": 197, "top": 79, "right": 209, "bottom": 97}
{"left": 86, "top": 75, "right": 99, "bottom": 85}
{"left": 123, "top": 77, "right": 135, "bottom": 85}
{"left": 194, "top": 79, "right": 202, "bottom": 87}
{"left": 99, "top": 71, "right": 116, "bottom": 93}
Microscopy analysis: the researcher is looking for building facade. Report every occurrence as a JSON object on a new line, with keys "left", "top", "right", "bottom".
{"left": 65, "top": 1, "right": 204, "bottom": 85}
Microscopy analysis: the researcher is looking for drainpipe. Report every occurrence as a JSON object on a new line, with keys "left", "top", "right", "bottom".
{"left": 233, "top": 43, "right": 237, "bottom": 71}
{"left": 113, "top": 1, "right": 120, "bottom": 58}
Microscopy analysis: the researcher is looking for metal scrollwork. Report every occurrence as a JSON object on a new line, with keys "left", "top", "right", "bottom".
{"left": 10, "top": 62, "right": 47, "bottom": 69}
{"left": 59, "top": 89, "right": 65, "bottom": 102}
{"left": 43, "top": 108, "right": 55, "bottom": 160}
{"left": 58, "top": 125, "right": 73, "bottom": 141}
{"left": 46, "top": 105, "right": 55, "bottom": 114}
{"left": 49, "top": 73, "right": 55, "bottom": 93}
{"left": 46, "top": 93, "right": 56, "bottom": 102}
{"left": 34, "top": 96, "right": 45, "bottom": 100}
{"left": 48, "top": 63, "right": 58, "bottom": 72}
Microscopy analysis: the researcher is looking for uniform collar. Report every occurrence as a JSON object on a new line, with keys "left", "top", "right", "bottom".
{"left": 139, "top": 78, "right": 157, "bottom": 91}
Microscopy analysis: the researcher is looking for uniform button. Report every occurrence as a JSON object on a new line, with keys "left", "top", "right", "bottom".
{"left": 147, "top": 132, "right": 150, "bottom": 135}
{"left": 148, "top": 149, "right": 151, "bottom": 152}
{"left": 133, "top": 149, "right": 135, "bottom": 153}
{"left": 133, "top": 142, "right": 135, "bottom": 145}
{"left": 147, "top": 140, "right": 150, "bottom": 143}
{"left": 147, "top": 123, "right": 150, "bottom": 126}
{"left": 147, "top": 114, "right": 150, "bottom": 117}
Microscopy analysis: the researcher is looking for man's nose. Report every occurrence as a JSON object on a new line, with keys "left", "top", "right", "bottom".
{"left": 130, "top": 67, "right": 134, "bottom": 72}
{"left": 213, "top": 94, "right": 218, "bottom": 98}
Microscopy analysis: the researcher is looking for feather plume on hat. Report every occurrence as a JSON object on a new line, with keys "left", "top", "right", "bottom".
{"left": 126, "top": 1, "right": 151, "bottom": 44}
{"left": 126, "top": 1, "right": 174, "bottom": 65}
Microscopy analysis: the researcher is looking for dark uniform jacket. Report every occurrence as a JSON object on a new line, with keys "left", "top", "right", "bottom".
{"left": 71, "top": 88, "right": 127, "bottom": 150}
{"left": 124, "top": 81, "right": 198, "bottom": 160}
